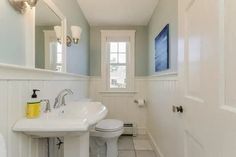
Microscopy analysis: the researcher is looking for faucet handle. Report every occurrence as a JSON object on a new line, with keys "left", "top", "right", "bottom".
{"left": 41, "top": 99, "right": 51, "bottom": 113}
{"left": 53, "top": 97, "right": 59, "bottom": 109}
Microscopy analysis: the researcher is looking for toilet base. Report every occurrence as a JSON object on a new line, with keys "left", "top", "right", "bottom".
{"left": 106, "top": 137, "right": 119, "bottom": 157}
{"left": 89, "top": 119, "right": 124, "bottom": 157}
{"left": 90, "top": 136, "right": 120, "bottom": 157}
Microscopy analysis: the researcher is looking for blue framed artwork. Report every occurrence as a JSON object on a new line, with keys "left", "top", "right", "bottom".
{"left": 155, "top": 24, "right": 170, "bottom": 72}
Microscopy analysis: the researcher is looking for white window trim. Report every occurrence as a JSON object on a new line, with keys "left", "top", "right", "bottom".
{"left": 101, "top": 30, "right": 136, "bottom": 92}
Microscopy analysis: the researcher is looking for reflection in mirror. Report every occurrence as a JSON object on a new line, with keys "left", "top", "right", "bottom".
{"left": 35, "top": 0, "right": 63, "bottom": 72}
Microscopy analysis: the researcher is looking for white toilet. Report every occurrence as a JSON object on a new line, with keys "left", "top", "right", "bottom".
{"left": 90, "top": 119, "right": 124, "bottom": 157}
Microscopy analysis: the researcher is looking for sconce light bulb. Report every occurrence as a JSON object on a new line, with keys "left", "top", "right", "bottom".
{"left": 71, "top": 26, "right": 82, "bottom": 44}
{"left": 73, "top": 38, "right": 79, "bottom": 44}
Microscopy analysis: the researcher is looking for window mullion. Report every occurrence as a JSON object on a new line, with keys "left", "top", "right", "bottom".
{"left": 110, "top": 63, "right": 127, "bottom": 66}
{"left": 117, "top": 42, "right": 119, "bottom": 64}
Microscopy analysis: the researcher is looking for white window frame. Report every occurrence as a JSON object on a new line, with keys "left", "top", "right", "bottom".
{"left": 101, "top": 30, "right": 136, "bottom": 92}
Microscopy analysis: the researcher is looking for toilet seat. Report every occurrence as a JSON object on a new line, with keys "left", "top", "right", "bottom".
{"left": 95, "top": 119, "right": 123, "bottom": 132}
{"left": 90, "top": 119, "right": 124, "bottom": 138}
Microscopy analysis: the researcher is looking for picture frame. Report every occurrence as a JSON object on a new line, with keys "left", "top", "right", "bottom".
{"left": 155, "top": 24, "right": 170, "bottom": 72}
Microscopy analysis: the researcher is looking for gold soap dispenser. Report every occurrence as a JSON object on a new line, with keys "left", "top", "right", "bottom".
{"left": 26, "top": 89, "right": 41, "bottom": 119}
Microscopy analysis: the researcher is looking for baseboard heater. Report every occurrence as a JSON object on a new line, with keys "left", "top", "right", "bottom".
{"left": 122, "top": 123, "right": 137, "bottom": 136}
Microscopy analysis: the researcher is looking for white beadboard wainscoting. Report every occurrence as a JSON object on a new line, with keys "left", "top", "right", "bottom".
{"left": 89, "top": 75, "right": 183, "bottom": 157}
{"left": 0, "top": 63, "right": 182, "bottom": 157}
{"left": 146, "top": 74, "right": 184, "bottom": 157}
{"left": 89, "top": 77, "right": 148, "bottom": 134}
{"left": 0, "top": 64, "right": 89, "bottom": 157}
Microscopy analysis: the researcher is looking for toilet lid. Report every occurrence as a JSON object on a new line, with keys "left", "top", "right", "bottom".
{"left": 95, "top": 119, "right": 124, "bottom": 132}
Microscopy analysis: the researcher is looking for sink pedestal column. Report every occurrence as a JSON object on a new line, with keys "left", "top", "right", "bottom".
{"left": 64, "top": 132, "right": 89, "bottom": 157}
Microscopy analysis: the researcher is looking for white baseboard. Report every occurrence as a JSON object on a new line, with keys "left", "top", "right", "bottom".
{"left": 147, "top": 131, "right": 164, "bottom": 157}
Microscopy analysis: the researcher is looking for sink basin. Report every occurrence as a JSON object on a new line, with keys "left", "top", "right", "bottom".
{"left": 64, "top": 101, "right": 108, "bottom": 125}
{"left": 13, "top": 101, "right": 108, "bottom": 138}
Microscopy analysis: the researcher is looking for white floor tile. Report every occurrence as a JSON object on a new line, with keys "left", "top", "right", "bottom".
{"left": 136, "top": 151, "right": 157, "bottom": 157}
{"left": 118, "top": 136, "right": 134, "bottom": 150}
{"left": 133, "top": 139, "right": 153, "bottom": 150}
{"left": 118, "top": 151, "right": 136, "bottom": 157}
{"left": 133, "top": 134, "right": 149, "bottom": 140}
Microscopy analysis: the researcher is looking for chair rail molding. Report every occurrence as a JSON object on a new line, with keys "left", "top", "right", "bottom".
{"left": 0, "top": 63, "right": 89, "bottom": 81}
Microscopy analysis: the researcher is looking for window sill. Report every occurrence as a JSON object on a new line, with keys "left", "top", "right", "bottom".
{"left": 99, "top": 91, "right": 137, "bottom": 94}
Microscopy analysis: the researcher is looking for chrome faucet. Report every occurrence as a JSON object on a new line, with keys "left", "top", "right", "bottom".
{"left": 53, "top": 89, "right": 73, "bottom": 109}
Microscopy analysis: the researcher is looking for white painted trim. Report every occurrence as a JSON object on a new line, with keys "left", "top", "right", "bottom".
{"left": 147, "top": 131, "right": 164, "bottom": 157}
{"left": 0, "top": 63, "right": 88, "bottom": 81}
{"left": 90, "top": 76, "right": 147, "bottom": 80}
{"left": 25, "top": 8, "right": 35, "bottom": 68}
{"left": 61, "top": 18, "right": 67, "bottom": 72}
{"left": 218, "top": 8, "right": 226, "bottom": 111}
{"left": 101, "top": 30, "right": 136, "bottom": 92}
{"left": 100, "top": 30, "right": 136, "bottom": 36}
{"left": 90, "top": 76, "right": 178, "bottom": 81}
{"left": 99, "top": 91, "right": 137, "bottom": 94}
{"left": 90, "top": 76, "right": 149, "bottom": 84}
{"left": 149, "top": 72, "right": 178, "bottom": 77}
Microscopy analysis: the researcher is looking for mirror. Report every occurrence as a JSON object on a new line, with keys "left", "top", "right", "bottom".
{"left": 35, "top": 0, "right": 66, "bottom": 72}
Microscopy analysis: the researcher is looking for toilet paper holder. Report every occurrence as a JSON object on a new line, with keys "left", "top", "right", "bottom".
{"left": 134, "top": 99, "right": 146, "bottom": 105}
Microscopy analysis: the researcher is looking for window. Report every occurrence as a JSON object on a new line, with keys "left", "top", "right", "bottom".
{"left": 49, "top": 42, "right": 62, "bottom": 72}
{"left": 101, "top": 30, "right": 135, "bottom": 92}
{"left": 56, "top": 43, "right": 63, "bottom": 72}
{"left": 109, "top": 42, "right": 127, "bottom": 88}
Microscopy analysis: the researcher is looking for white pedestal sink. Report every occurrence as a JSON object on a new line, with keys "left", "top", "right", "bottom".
{"left": 13, "top": 101, "right": 108, "bottom": 157}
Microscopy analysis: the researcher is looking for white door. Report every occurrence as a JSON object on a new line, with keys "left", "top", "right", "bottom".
{"left": 178, "top": 0, "right": 236, "bottom": 156}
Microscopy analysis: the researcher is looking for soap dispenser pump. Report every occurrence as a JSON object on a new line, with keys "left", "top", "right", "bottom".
{"left": 32, "top": 89, "right": 40, "bottom": 99}
{"left": 26, "top": 89, "right": 41, "bottom": 119}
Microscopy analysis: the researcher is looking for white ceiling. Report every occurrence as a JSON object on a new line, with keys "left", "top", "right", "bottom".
{"left": 76, "top": 0, "right": 159, "bottom": 26}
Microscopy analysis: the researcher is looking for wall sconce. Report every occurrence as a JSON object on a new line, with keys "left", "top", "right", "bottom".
{"left": 54, "top": 25, "right": 82, "bottom": 47}
{"left": 9, "top": 0, "right": 38, "bottom": 14}
{"left": 71, "top": 26, "right": 82, "bottom": 44}
{"left": 54, "top": 26, "right": 72, "bottom": 47}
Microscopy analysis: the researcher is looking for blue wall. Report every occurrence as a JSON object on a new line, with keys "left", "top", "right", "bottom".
{"left": 0, "top": 0, "right": 27, "bottom": 65}
{"left": 53, "top": 0, "right": 90, "bottom": 75}
{"left": 148, "top": 0, "right": 178, "bottom": 75}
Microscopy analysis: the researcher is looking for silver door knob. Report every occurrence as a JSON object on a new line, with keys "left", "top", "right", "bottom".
{"left": 172, "top": 105, "right": 184, "bottom": 113}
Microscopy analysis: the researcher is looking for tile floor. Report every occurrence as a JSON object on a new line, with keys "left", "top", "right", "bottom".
{"left": 118, "top": 135, "right": 159, "bottom": 157}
